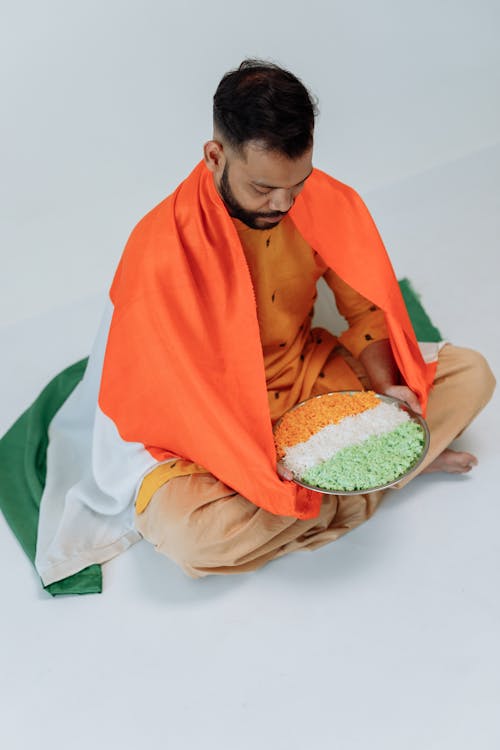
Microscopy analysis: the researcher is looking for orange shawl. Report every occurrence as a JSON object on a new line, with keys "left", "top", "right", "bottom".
{"left": 99, "top": 161, "right": 435, "bottom": 519}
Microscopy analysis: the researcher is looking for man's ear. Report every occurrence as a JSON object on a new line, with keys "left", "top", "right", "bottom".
{"left": 203, "top": 140, "right": 225, "bottom": 174}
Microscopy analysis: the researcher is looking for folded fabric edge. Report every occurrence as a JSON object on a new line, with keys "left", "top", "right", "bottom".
{"left": 39, "top": 530, "right": 141, "bottom": 589}
{"left": 418, "top": 340, "right": 448, "bottom": 364}
{"left": 44, "top": 564, "right": 102, "bottom": 597}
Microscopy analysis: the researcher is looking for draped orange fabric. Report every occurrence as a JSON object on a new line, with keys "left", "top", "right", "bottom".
{"left": 290, "top": 167, "right": 436, "bottom": 410}
{"left": 99, "top": 161, "right": 435, "bottom": 520}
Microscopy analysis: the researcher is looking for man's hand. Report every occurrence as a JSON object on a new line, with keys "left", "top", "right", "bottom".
{"left": 276, "top": 460, "right": 294, "bottom": 481}
{"left": 382, "top": 384, "right": 422, "bottom": 415}
{"left": 358, "top": 339, "right": 422, "bottom": 414}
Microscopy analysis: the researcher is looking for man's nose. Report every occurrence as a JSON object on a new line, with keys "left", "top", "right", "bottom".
{"left": 268, "top": 189, "right": 294, "bottom": 213}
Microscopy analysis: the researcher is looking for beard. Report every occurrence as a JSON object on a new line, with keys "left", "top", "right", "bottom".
{"left": 218, "top": 163, "right": 287, "bottom": 230}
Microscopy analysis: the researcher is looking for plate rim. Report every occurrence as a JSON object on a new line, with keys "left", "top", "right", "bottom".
{"left": 274, "top": 390, "right": 430, "bottom": 495}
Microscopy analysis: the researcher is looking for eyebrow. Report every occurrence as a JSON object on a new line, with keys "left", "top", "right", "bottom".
{"left": 251, "top": 167, "right": 314, "bottom": 190}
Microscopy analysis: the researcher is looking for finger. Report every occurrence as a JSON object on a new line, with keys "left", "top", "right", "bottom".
{"left": 277, "top": 461, "right": 294, "bottom": 481}
{"left": 386, "top": 387, "right": 422, "bottom": 415}
{"left": 393, "top": 387, "right": 422, "bottom": 415}
{"left": 406, "top": 395, "right": 423, "bottom": 415}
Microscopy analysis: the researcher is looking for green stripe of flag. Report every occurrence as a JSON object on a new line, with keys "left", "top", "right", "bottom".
{"left": 399, "top": 278, "right": 442, "bottom": 342}
{"left": 0, "top": 359, "right": 100, "bottom": 595}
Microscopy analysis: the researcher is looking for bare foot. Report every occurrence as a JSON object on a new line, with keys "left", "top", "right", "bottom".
{"left": 422, "top": 449, "right": 478, "bottom": 475}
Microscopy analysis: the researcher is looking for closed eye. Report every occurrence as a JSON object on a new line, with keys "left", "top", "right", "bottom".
{"left": 252, "top": 186, "right": 271, "bottom": 195}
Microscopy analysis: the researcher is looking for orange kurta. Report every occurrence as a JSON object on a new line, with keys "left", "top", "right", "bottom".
{"left": 135, "top": 214, "right": 388, "bottom": 513}
{"left": 233, "top": 215, "right": 388, "bottom": 421}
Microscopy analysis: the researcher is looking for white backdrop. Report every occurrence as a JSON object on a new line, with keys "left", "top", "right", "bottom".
{"left": 1, "top": 0, "right": 499, "bottom": 327}
{"left": 2, "top": 6, "right": 500, "bottom": 749}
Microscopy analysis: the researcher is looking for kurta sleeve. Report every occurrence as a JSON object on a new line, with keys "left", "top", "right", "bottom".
{"left": 323, "top": 267, "right": 389, "bottom": 358}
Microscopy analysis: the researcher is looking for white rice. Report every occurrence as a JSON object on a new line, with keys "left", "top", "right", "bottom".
{"left": 282, "top": 401, "right": 410, "bottom": 476}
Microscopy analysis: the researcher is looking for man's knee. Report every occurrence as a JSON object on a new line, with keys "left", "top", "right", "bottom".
{"left": 457, "top": 347, "right": 496, "bottom": 403}
{"left": 137, "top": 500, "right": 214, "bottom": 578}
{"left": 136, "top": 476, "right": 261, "bottom": 577}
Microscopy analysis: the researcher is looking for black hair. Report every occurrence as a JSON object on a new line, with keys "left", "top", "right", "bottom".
{"left": 213, "top": 59, "right": 318, "bottom": 158}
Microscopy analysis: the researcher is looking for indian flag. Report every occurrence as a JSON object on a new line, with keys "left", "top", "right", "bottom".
{"left": 0, "top": 300, "right": 158, "bottom": 595}
{"left": 275, "top": 391, "right": 426, "bottom": 492}
{"left": 0, "top": 279, "right": 440, "bottom": 595}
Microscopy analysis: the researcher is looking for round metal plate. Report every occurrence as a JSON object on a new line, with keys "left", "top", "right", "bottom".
{"left": 274, "top": 391, "right": 430, "bottom": 495}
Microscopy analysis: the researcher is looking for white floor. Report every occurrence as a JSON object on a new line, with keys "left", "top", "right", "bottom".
{"left": 1, "top": 146, "right": 499, "bottom": 750}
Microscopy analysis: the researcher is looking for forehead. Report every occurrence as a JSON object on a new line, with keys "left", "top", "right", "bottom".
{"left": 232, "top": 142, "right": 313, "bottom": 188}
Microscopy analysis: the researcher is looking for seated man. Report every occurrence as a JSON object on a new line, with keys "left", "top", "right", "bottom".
{"left": 28, "top": 60, "right": 497, "bottom": 587}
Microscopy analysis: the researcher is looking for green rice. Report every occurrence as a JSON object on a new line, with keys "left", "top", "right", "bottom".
{"left": 301, "top": 421, "right": 426, "bottom": 491}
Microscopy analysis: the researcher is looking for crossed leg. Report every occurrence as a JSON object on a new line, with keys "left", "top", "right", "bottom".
{"left": 135, "top": 344, "right": 495, "bottom": 577}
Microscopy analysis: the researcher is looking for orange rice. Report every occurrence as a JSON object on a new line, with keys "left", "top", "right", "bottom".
{"left": 274, "top": 391, "right": 380, "bottom": 459}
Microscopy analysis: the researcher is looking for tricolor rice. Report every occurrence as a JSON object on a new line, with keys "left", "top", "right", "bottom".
{"left": 275, "top": 391, "right": 426, "bottom": 492}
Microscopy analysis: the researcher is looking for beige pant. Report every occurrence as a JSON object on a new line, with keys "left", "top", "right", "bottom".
{"left": 135, "top": 345, "right": 495, "bottom": 578}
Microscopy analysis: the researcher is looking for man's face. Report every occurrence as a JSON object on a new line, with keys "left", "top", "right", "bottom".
{"left": 215, "top": 142, "right": 313, "bottom": 230}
